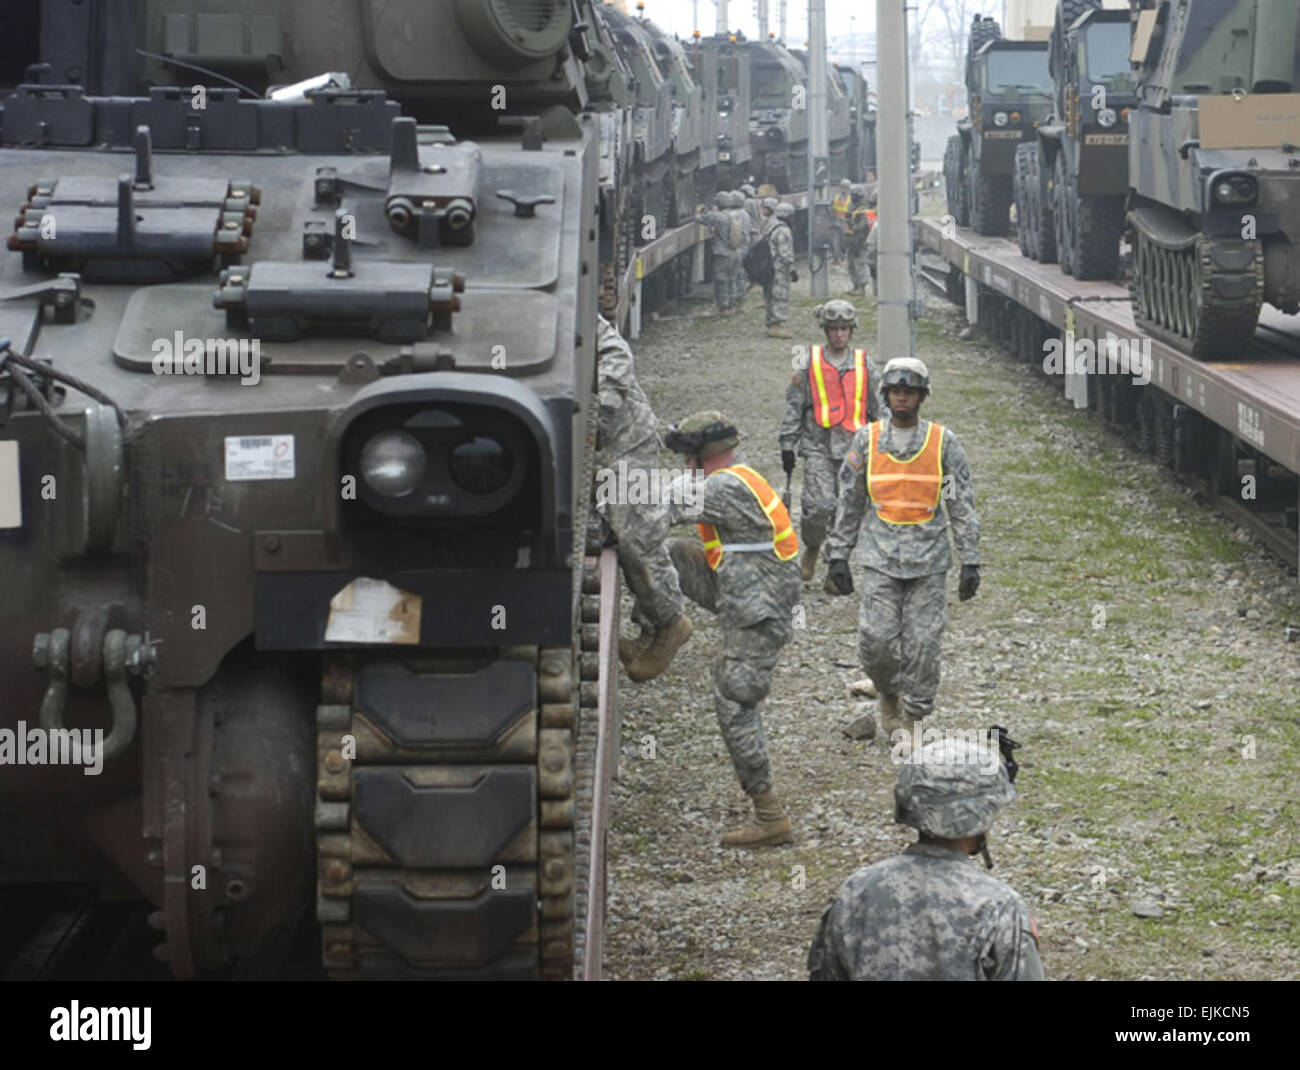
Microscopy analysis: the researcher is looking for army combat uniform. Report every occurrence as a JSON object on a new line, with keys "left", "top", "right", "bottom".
{"left": 846, "top": 199, "right": 872, "bottom": 294}
{"left": 727, "top": 195, "right": 755, "bottom": 308}
{"left": 865, "top": 222, "right": 879, "bottom": 295}
{"left": 807, "top": 842, "right": 1044, "bottom": 980}
{"left": 658, "top": 465, "right": 801, "bottom": 799}
{"left": 779, "top": 345, "right": 878, "bottom": 558}
{"left": 762, "top": 211, "right": 794, "bottom": 329}
{"left": 594, "top": 315, "right": 685, "bottom": 630}
{"left": 697, "top": 203, "right": 748, "bottom": 312}
{"left": 809, "top": 736, "right": 1042, "bottom": 981}
{"left": 825, "top": 416, "right": 979, "bottom": 721}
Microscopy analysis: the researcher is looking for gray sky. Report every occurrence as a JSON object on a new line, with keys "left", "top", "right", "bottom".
{"left": 616, "top": 1, "right": 876, "bottom": 43}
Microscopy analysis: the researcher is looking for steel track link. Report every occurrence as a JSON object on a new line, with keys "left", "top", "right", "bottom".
{"left": 313, "top": 646, "right": 576, "bottom": 980}
{"left": 1129, "top": 218, "right": 1264, "bottom": 358}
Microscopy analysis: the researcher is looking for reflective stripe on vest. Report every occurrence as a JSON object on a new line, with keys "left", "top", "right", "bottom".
{"left": 831, "top": 194, "right": 852, "bottom": 219}
{"left": 809, "top": 346, "right": 869, "bottom": 432}
{"left": 866, "top": 420, "right": 946, "bottom": 525}
{"left": 696, "top": 464, "right": 799, "bottom": 569}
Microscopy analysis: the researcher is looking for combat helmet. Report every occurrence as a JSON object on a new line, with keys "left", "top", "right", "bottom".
{"left": 879, "top": 356, "right": 930, "bottom": 394}
{"left": 761, "top": 196, "right": 779, "bottom": 212}
{"left": 816, "top": 299, "right": 858, "bottom": 329}
{"left": 894, "top": 736, "right": 1017, "bottom": 838}
{"left": 774, "top": 202, "right": 794, "bottom": 219}
{"left": 713, "top": 190, "right": 729, "bottom": 208}
{"left": 740, "top": 183, "right": 756, "bottom": 198}
{"left": 664, "top": 411, "right": 740, "bottom": 459}
{"left": 727, "top": 190, "right": 747, "bottom": 208}
{"left": 839, "top": 178, "right": 851, "bottom": 189}
{"left": 850, "top": 184, "right": 867, "bottom": 200}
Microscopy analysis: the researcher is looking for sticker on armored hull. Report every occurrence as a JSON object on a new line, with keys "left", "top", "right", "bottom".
{"left": 224, "top": 435, "right": 295, "bottom": 481}
{"left": 325, "top": 577, "right": 422, "bottom": 645}
{"left": 0, "top": 441, "right": 20, "bottom": 529}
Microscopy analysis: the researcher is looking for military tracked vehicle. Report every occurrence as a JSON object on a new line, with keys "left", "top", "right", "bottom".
{"left": 0, "top": 0, "right": 613, "bottom": 980}
{"left": 836, "top": 63, "right": 878, "bottom": 183}
{"left": 748, "top": 37, "right": 809, "bottom": 192}
{"left": 944, "top": 16, "right": 1053, "bottom": 236}
{"left": 1127, "top": 0, "right": 1300, "bottom": 357}
{"left": 1014, "top": 0, "right": 1136, "bottom": 276}
{"left": 700, "top": 33, "right": 753, "bottom": 190}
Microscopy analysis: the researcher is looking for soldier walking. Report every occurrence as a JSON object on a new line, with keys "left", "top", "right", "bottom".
{"left": 845, "top": 185, "right": 872, "bottom": 296}
{"left": 758, "top": 198, "right": 795, "bottom": 338}
{"left": 740, "top": 182, "right": 762, "bottom": 235}
{"left": 778, "top": 300, "right": 877, "bottom": 591}
{"left": 865, "top": 198, "right": 880, "bottom": 296}
{"left": 830, "top": 179, "right": 852, "bottom": 263}
{"left": 808, "top": 735, "right": 1043, "bottom": 980}
{"left": 824, "top": 358, "right": 980, "bottom": 746}
{"left": 656, "top": 411, "right": 802, "bottom": 848}
{"left": 696, "top": 191, "right": 747, "bottom": 314}
{"left": 594, "top": 315, "right": 693, "bottom": 682}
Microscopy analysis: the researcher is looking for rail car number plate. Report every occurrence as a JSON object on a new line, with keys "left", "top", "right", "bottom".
{"left": 0, "top": 441, "right": 19, "bottom": 529}
{"left": 982, "top": 130, "right": 1022, "bottom": 139}
{"left": 1084, "top": 133, "right": 1128, "bottom": 145}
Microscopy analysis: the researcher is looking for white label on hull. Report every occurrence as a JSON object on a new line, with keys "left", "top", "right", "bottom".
{"left": 224, "top": 435, "right": 295, "bottom": 481}
{"left": 0, "top": 441, "right": 20, "bottom": 529}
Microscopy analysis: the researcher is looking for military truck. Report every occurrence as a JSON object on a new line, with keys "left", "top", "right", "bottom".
{"left": 1127, "top": 0, "right": 1300, "bottom": 357}
{"left": 944, "top": 17, "right": 1053, "bottom": 235}
{"left": 1014, "top": 0, "right": 1137, "bottom": 276}
{"left": 1, "top": 0, "right": 612, "bottom": 980}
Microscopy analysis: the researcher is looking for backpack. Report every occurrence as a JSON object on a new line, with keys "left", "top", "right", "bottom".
{"left": 727, "top": 211, "right": 746, "bottom": 250}
{"left": 743, "top": 233, "right": 774, "bottom": 285}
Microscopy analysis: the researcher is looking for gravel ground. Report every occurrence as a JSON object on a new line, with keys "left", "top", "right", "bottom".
{"left": 601, "top": 231, "right": 1300, "bottom": 981}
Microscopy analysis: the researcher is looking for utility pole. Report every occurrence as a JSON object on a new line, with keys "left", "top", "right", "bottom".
{"left": 875, "top": 0, "right": 914, "bottom": 359}
{"left": 778, "top": 0, "right": 787, "bottom": 41}
{"left": 808, "top": 0, "right": 828, "bottom": 297}
{"left": 716, "top": 0, "right": 728, "bottom": 35}
{"left": 757, "top": 1, "right": 768, "bottom": 39}
{"left": 692, "top": 2, "right": 699, "bottom": 33}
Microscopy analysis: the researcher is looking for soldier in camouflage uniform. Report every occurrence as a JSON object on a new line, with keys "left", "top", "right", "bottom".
{"left": 595, "top": 315, "right": 693, "bottom": 682}
{"left": 740, "top": 182, "right": 762, "bottom": 236}
{"left": 808, "top": 736, "right": 1043, "bottom": 981}
{"left": 726, "top": 191, "right": 755, "bottom": 309}
{"left": 759, "top": 199, "right": 795, "bottom": 338}
{"left": 779, "top": 300, "right": 878, "bottom": 591}
{"left": 845, "top": 185, "right": 872, "bottom": 296}
{"left": 695, "top": 191, "right": 746, "bottom": 314}
{"left": 865, "top": 197, "right": 880, "bottom": 296}
{"left": 656, "top": 411, "right": 802, "bottom": 848}
{"left": 825, "top": 358, "right": 980, "bottom": 747}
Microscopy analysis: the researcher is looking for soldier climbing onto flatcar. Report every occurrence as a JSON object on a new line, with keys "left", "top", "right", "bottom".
{"left": 651, "top": 411, "right": 803, "bottom": 848}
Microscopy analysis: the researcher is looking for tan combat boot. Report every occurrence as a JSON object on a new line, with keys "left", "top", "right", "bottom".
{"left": 619, "top": 630, "right": 652, "bottom": 668}
{"left": 800, "top": 543, "right": 820, "bottom": 582}
{"left": 721, "top": 790, "right": 794, "bottom": 848}
{"left": 625, "top": 614, "right": 693, "bottom": 682}
{"left": 878, "top": 692, "right": 906, "bottom": 746}
{"left": 767, "top": 325, "right": 793, "bottom": 339}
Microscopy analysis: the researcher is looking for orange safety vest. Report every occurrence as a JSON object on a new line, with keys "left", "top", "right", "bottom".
{"left": 831, "top": 193, "right": 852, "bottom": 220}
{"left": 809, "top": 346, "right": 869, "bottom": 432}
{"left": 697, "top": 464, "right": 799, "bottom": 569}
{"left": 866, "top": 209, "right": 878, "bottom": 227}
{"left": 866, "top": 420, "right": 946, "bottom": 525}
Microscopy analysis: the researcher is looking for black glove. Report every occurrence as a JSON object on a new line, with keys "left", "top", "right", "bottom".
{"left": 781, "top": 449, "right": 796, "bottom": 476}
{"left": 827, "top": 559, "right": 853, "bottom": 595}
{"left": 959, "top": 564, "right": 980, "bottom": 601}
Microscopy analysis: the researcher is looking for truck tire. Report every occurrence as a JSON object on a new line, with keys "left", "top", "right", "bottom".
{"left": 1014, "top": 144, "right": 1033, "bottom": 256}
{"left": 1054, "top": 153, "right": 1075, "bottom": 275}
{"left": 970, "top": 170, "right": 1012, "bottom": 237}
{"left": 944, "top": 135, "right": 969, "bottom": 227}
{"left": 1072, "top": 194, "right": 1126, "bottom": 280}
{"left": 1029, "top": 146, "right": 1056, "bottom": 263}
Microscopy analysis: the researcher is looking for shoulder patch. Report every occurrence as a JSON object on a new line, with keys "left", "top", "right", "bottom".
{"left": 844, "top": 447, "right": 865, "bottom": 472}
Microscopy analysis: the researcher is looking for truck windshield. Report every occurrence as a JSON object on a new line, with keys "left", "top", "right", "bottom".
{"left": 1084, "top": 21, "right": 1136, "bottom": 92}
{"left": 985, "top": 50, "right": 1052, "bottom": 95}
